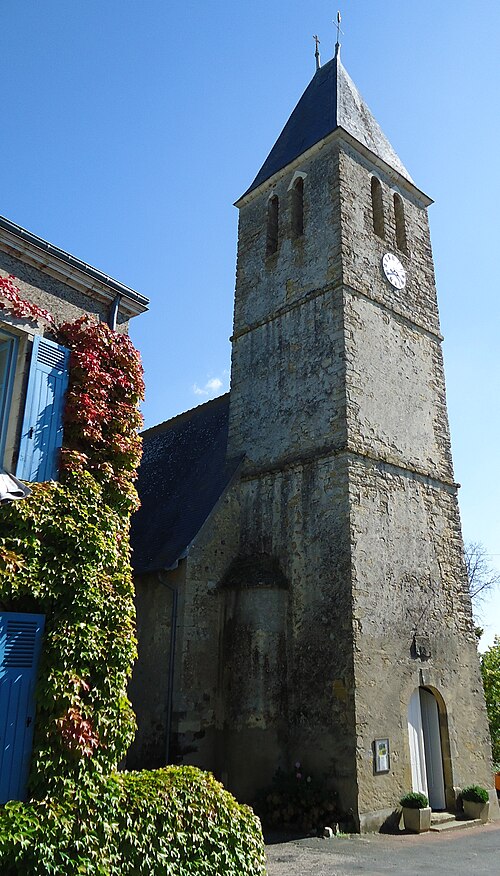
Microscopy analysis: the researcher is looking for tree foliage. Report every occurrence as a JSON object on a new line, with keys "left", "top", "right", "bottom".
{"left": 464, "top": 541, "right": 500, "bottom": 604}
{"left": 480, "top": 636, "right": 500, "bottom": 767}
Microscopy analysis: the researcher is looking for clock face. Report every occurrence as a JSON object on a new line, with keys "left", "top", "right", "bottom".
{"left": 382, "top": 252, "right": 406, "bottom": 290}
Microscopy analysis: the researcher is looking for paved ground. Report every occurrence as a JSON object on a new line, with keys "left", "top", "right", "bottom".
{"left": 265, "top": 822, "right": 500, "bottom": 875}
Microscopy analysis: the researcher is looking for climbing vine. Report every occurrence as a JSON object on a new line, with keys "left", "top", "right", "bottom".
{"left": 58, "top": 316, "right": 145, "bottom": 512}
{"left": 0, "top": 305, "right": 144, "bottom": 794}
{"left": 0, "top": 470, "right": 137, "bottom": 795}
{"left": 0, "top": 283, "right": 265, "bottom": 874}
{"left": 0, "top": 274, "right": 53, "bottom": 325}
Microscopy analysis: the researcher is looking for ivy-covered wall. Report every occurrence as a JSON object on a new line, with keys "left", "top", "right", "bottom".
{"left": 0, "top": 315, "right": 143, "bottom": 795}
{"left": 0, "top": 301, "right": 265, "bottom": 874}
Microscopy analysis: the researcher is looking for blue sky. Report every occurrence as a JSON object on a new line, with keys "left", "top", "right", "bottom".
{"left": 0, "top": 1, "right": 498, "bottom": 646}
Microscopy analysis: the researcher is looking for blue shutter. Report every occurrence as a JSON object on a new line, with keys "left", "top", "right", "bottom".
{"left": 16, "top": 336, "right": 70, "bottom": 482}
{"left": 0, "top": 612, "right": 45, "bottom": 803}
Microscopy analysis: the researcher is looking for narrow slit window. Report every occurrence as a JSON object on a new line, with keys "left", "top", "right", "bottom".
{"left": 394, "top": 193, "right": 408, "bottom": 253}
{"left": 291, "top": 177, "right": 304, "bottom": 238}
{"left": 266, "top": 195, "right": 279, "bottom": 257}
{"left": 371, "top": 177, "right": 384, "bottom": 238}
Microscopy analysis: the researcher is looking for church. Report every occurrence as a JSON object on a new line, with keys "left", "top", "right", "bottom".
{"left": 128, "top": 39, "right": 496, "bottom": 831}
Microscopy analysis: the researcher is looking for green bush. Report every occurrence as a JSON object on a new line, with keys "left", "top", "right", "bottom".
{"left": 0, "top": 766, "right": 266, "bottom": 876}
{"left": 399, "top": 791, "right": 429, "bottom": 809}
{"left": 461, "top": 785, "right": 489, "bottom": 804}
{"left": 480, "top": 637, "right": 500, "bottom": 765}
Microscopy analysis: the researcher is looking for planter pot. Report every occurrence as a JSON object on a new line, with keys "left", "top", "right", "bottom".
{"left": 463, "top": 799, "right": 489, "bottom": 822}
{"left": 402, "top": 806, "right": 431, "bottom": 833}
{"left": 495, "top": 773, "right": 500, "bottom": 793}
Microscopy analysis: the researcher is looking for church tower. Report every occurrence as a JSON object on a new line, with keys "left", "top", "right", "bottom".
{"left": 225, "top": 42, "right": 495, "bottom": 829}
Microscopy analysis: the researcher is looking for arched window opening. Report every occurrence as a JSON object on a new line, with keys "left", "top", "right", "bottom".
{"left": 394, "top": 193, "right": 408, "bottom": 253}
{"left": 291, "top": 177, "right": 304, "bottom": 238}
{"left": 266, "top": 195, "right": 279, "bottom": 257}
{"left": 371, "top": 177, "right": 385, "bottom": 238}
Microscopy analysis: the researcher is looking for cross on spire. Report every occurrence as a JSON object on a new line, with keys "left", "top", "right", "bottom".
{"left": 313, "top": 34, "right": 321, "bottom": 71}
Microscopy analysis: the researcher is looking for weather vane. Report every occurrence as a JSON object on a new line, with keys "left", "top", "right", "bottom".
{"left": 313, "top": 34, "right": 321, "bottom": 70}
{"left": 335, "top": 10, "right": 343, "bottom": 49}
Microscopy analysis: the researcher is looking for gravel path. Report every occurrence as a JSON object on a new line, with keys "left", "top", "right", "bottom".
{"left": 265, "top": 822, "right": 500, "bottom": 875}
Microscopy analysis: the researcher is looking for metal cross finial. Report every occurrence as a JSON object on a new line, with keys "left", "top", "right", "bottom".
{"left": 313, "top": 34, "right": 321, "bottom": 71}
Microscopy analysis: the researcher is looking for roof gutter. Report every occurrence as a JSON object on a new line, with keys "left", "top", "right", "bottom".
{"left": 0, "top": 215, "right": 149, "bottom": 318}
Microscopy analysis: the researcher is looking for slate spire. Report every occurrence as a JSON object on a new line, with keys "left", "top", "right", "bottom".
{"left": 242, "top": 48, "right": 413, "bottom": 198}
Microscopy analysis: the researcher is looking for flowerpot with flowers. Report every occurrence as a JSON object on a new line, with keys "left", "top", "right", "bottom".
{"left": 399, "top": 792, "right": 431, "bottom": 833}
{"left": 461, "top": 785, "right": 489, "bottom": 822}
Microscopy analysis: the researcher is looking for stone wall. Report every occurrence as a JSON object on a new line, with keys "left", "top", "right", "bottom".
{"left": 348, "top": 458, "right": 492, "bottom": 826}
{"left": 231, "top": 456, "right": 357, "bottom": 809}
{"left": 228, "top": 144, "right": 344, "bottom": 468}
{"left": 127, "top": 569, "right": 180, "bottom": 769}
{"left": 0, "top": 250, "right": 128, "bottom": 329}
{"left": 338, "top": 145, "right": 493, "bottom": 827}
{"left": 130, "top": 480, "right": 241, "bottom": 775}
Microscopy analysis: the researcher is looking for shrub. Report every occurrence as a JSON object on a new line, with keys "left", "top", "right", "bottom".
{"left": 253, "top": 763, "right": 338, "bottom": 833}
{"left": 480, "top": 637, "right": 500, "bottom": 765}
{"left": 0, "top": 767, "right": 266, "bottom": 876}
{"left": 399, "top": 791, "right": 429, "bottom": 809}
{"left": 461, "top": 785, "right": 489, "bottom": 804}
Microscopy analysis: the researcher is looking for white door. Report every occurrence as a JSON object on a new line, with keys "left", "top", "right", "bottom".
{"left": 420, "top": 688, "right": 446, "bottom": 809}
{"left": 407, "top": 688, "right": 428, "bottom": 797}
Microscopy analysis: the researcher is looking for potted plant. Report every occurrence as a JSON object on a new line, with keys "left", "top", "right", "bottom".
{"left": 400, "top": 792, "right": 431, "bottom": 833}
{"left": 494, "top": 764, "right": 500, "bottom": 796}
{"left": 461, "top": 785, "right": 489, "bottom": 822}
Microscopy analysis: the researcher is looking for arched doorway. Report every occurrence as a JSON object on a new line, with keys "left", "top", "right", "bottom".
{"left": 407, "top": 687, "right": 446, "bottom": 810}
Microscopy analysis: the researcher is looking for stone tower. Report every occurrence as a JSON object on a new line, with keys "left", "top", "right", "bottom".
{"left": 224, "top": 44, "right": 495, "bottom": 830}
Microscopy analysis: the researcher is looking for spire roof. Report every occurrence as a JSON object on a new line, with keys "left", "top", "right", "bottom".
{"left": 242, "top": 47, "right": 413, "bottom": 198}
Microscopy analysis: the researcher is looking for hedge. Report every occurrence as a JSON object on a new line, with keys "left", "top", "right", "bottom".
{"left": 0, "top": 766, "right": 266, "bottom": 876}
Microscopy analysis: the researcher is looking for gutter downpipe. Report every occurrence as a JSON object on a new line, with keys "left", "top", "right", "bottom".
{"left": 107, "top": 293, "right": 122, "bottom": 330}
{"left": 158, "top": 571, "right": 178, "bottom": 765}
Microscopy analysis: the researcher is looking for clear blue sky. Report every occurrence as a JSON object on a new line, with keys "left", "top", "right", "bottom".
{"left": 0, "top": 1, "right": 498, "bottom": 646}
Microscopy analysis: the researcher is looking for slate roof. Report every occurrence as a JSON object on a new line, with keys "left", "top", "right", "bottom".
{"left": 131, "top": 393, "right": 241, "bottom": 576}
{"left": 243, "top": 47, "right": 412, "bottom": 198}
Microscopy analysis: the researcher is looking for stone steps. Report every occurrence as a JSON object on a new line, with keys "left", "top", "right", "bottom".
{"left": 430, "top": 812, "right": 482, "bottom": 832}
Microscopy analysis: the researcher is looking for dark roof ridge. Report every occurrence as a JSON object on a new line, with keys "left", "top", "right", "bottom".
{"left": 142, "top": 391, "right": 230, "bottom": 438}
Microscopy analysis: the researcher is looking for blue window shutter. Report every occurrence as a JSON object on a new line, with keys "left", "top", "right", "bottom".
{"left": 0, "top": 612, "right": 45, "bottom": 803}
{"left": 16, "top": 336, "right": 70, "bottom": 482}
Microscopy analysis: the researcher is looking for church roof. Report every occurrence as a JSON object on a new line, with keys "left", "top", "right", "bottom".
{"left": 243, "top": 46, "right": 413, "bottom": 198}
{"left": 131, "top": 393, "right": 241, "bottom": 576}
